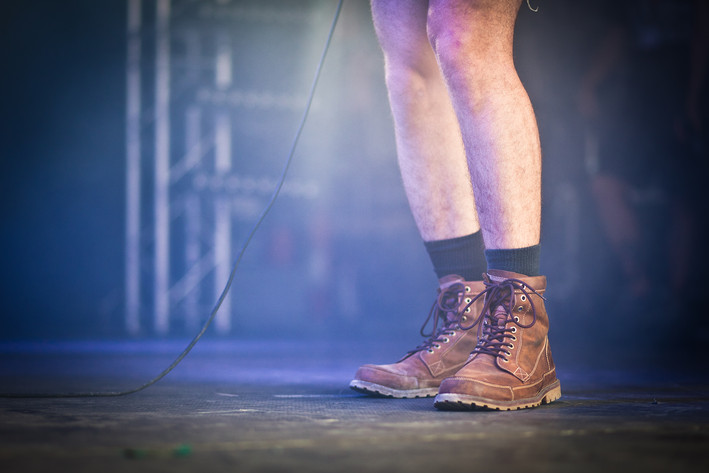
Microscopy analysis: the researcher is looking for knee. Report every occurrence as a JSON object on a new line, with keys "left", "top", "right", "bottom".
{"left": 382, "top": 51, "right": 441, "bottom": 93}
{"left": 426, "top": 7, "right": 465, "bottom": 69}
{"left": 426, "top": 1, "right": 515, "bottom": 74}
{"left": 384, "top": 65, "right": 436, "bottom": 104}
{"left": 377, "top": 39, "right": 441, "bottom": 98}
{"left": 371, "top": 0, "right": 439, "bottom": 81}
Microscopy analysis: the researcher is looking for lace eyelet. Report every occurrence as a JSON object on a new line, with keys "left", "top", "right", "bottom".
{"left": 465, "top": 286, "right": 471, "bottom": 292}
{"left": 465, "top": 307, "right": 471, "bottom": 313}
{"left": 511, "top": 336, "right": 517, "bottom": 341}
{"left": 514, "top": 316, "right": 520, "bottom": 322}
{"left": 505, "top": 351, "right": 511, "bottom": 356}
{"left": 465, "top": 298, "right": 472, "bottom": 304}
{"left": 511, "top": 327, "right": 517, "bottom": 333}
{"left": 443, "top": 338, "right": 450, "bottom": 343}
{"left": 434, "top": 344, "right": 440, "bottom": 349}
{"left": 462, "top": 315, "right": 468, "bottom": 321}
{"left": 520, "top": 295, "right": 527, "bottom": 302}
{"left": 508, "top": 344, "right": 514, "bottom": 350}
{"left": 427, "top": 349, "right": 434, "bottom": 354}
{"left": 502, "top": 358, "right": 509, "bottom": 363}
{"left": 516, "top": 306, "right": 524, "bottom": 312}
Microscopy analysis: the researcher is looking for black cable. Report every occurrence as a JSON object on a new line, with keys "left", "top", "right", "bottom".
{"left": 0, "top": 0, "right": 344, "bottom": 399}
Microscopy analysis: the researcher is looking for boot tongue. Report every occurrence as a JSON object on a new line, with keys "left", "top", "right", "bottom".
{"left": 438, "top": 274, "right": 464, "bottom": 290}
{"left": 486, "top": 269, "right": 528, "bottom": 282}
{"left": 437, "top": 275, "right": 465, "bottom": 325}
{"left": 484, "top": 270, "right": 518, "bottom": 326}
{"left": 491, "top": 306, "right": 509, "bottom": 327}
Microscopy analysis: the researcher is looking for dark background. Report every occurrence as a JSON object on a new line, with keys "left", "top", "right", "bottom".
{"left": 1, "top": 0, "right": 707, "bottom": 369}
{"left": 1, "top": 0, "right": 126, "bottom": 337}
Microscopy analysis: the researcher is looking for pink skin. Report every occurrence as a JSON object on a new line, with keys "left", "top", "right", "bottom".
{"left": 371, "top": 0, "right": 541, "bottom": 249}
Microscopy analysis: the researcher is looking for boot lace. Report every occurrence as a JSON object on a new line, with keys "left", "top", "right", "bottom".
{"left": 466, "top": 278, "right": 545, "bottom": 362}
{"left": 406, "top": 282, "right": 484, "bottom": 356}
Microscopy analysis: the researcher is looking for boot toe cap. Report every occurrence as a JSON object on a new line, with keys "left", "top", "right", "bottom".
{"left": 353, "top": 364, "right": 422, "bottom": 390}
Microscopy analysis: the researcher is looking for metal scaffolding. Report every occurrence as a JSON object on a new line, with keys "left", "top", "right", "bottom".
{"left": 124, "top": 0, "right": 323, "bottom": 335}
{"left": 125, "top": 0, "right": 142, "bottom": 335}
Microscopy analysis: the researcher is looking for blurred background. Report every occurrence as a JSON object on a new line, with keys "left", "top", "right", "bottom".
{"left": 1, "top": 0, "right": 707, "bottom": 369}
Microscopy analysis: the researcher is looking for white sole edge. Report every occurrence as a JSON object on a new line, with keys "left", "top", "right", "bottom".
{"left": 349, "top": 380, "right": 439, "bottom": 399}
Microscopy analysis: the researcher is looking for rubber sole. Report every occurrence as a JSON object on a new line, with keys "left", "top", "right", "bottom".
{"left": 349, "top": 380, "right": 439, "bottom": 399}
{"left": 433, "top": 381, "right": 562, "bottom": 411}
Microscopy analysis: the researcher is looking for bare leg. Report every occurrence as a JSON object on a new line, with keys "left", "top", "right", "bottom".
{"left": 351, "top": 1, "right": 556, "bottom": 404}
{"left": 427, "top": 0, "right": 541, "bottom": 249}
{"left": 371, "top": 0, "right": 480, "bottom": 242}
{"left": 424, "top": 0, "right": 560, "bottom": 411}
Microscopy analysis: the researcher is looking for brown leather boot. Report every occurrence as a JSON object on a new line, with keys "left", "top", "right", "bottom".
{"left": 350, "top": 275, "right": 486, "bottom": 398}
{"left": 434, "top": 269, "right": 561, "bottom": 410}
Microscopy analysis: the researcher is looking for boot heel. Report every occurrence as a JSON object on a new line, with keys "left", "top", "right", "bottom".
{"left": 542, "top": 384, "right": 562, "bottom": 404}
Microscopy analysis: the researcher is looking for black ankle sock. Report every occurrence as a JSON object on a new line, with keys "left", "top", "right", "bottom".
{"left": 484, "top": 244, "right": 541, "bottom": 277}
{"left": 424, "top": 232, "right": 486, "bottom": 281}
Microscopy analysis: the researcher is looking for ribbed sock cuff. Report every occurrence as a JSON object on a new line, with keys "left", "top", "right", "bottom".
{"left": 484, "top": 244, "right": 541, "bottom": 277}
{"left": 423, "top": 232, "right": 486, "bottom": 281}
